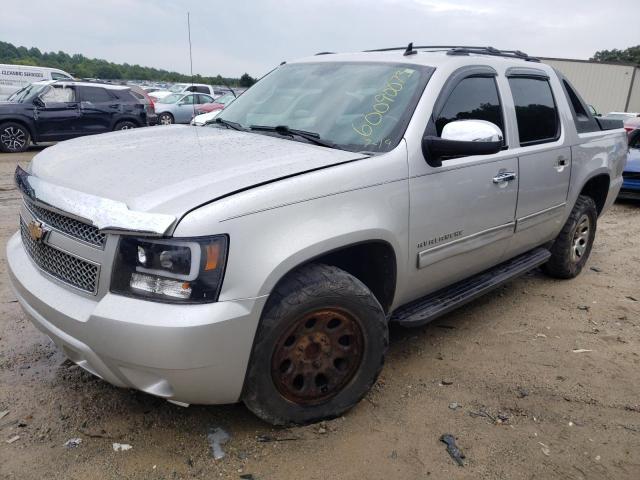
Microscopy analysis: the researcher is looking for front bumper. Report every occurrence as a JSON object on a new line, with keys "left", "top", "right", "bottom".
{"left": 7, "top": 232, "right": 266, "bottom": 405}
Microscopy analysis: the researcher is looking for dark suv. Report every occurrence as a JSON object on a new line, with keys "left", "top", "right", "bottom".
{"left": 0, "top": 81, "right": 152, "bottom": 153}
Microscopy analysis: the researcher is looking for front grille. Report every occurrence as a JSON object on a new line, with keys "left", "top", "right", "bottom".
{"left": 24, "top": 200, "right": 106, "bottom": 248}
{"left": 20, "top": 219, "right": 99, "bottom": 294}
{"left": 622, "top": 171, "right": 640, "bottom": 181}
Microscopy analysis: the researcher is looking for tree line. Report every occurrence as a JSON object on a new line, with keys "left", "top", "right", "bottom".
{"left": 591, "top": 45, "right": 640, "bottom": 65}
{"left": 0, "top": 40, "right": 256, "bottom": 87}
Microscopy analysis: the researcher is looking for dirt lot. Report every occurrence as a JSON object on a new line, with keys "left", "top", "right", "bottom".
{"left": 0, "top": 149, "right": 639, "bottom": 480}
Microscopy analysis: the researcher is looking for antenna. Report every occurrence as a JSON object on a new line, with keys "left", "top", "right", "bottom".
{"left": 187, "top": 12, "right": 196, "bottom": 120}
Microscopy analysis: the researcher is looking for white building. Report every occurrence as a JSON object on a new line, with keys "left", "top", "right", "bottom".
{"left": 539, "top": 57, "right": 640, "bottom": 115}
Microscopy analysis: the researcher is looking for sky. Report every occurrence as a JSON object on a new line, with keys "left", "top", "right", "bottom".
{"left": 2, "top": 0, "right": 639, "bottom": 78}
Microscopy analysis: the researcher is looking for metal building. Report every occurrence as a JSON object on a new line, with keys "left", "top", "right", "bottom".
{"left": 539, "top": 57, "right": 640, "bottom": 115}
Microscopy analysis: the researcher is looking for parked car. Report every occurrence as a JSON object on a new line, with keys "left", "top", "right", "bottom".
{"left": 190, "top": 109, "right": 222, "bottom": 126}
{"left": 149, "top": 83, "right": 217, "bottom": 100}
{"left": 623, "top": 116, "right": 640, "bottom": 134}
{"left": 154, "top": 92, "right": 215, "bottom": 125}
{"left": 7, "top": 46, "right": 626, "bottom": 425}
{"left": 190, "top": 94, "right": 238, "bottom": 126}
{"left": 195, "top": 93, "right": 236, "bottom": 114}
{"left": 0, "top": 64, "right": 74, "bottom": 100}
{"left": 620, "top": 130, "right": 640, "bottom": 199}
{"left": 0, "top": 80, "right": 151, "bottom": 152}
{"left": 128, "top": 85, "right": 158, "bottom": 126}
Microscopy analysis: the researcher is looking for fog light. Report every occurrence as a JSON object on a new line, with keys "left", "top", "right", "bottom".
{"left": 130, "top": 272, "right": 192, "bottom": 299}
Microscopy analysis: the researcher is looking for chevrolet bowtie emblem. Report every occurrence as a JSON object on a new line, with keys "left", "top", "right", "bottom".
{"left": 28, "top": 220, "right": 46, "bottom": 242}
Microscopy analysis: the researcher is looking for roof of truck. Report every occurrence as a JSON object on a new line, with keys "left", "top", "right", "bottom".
{"left": 291, "top": 45, "right": 548, "bottom": 70}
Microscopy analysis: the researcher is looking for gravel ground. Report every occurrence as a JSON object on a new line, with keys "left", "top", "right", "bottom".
{"left": 0, "top": 148, "right": 639, "bottom": 480}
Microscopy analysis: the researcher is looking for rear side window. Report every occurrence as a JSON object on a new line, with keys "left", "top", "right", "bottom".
{"left": 508, "top": 77, "right": 559, "bottom": 145}
{"left": 435, "top": 76, "right": 504, "bottom": 137}
{"left": 198, "top": 94, "right": 214, "bottom": 104}
{"left": 80, "top": 87, "right": 114, "bottom": 103}
{"left": 560, "top": 78, "right": 599, "bottom": 133}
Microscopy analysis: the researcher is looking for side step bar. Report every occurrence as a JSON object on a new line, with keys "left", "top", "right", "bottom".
{"left": 390, "top": 247, "right": 551, "bottom": 327}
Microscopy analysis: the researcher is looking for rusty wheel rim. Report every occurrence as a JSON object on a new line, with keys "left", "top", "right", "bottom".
{"left": 271, "top": 308, "right": 365, "bottom": 406}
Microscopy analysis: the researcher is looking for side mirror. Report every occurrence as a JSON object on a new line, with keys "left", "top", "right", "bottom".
{"left": 33, "top": 97, "right": 45, "bottom": 108}
{"left": 423, "top": 119, "right": 503, "bottom": 167}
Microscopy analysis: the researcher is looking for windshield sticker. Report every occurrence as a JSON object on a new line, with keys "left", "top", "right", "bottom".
{"left": 351, "top": 68, "right": 415, "bottom": 144}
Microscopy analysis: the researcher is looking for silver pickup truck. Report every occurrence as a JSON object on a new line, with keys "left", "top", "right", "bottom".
{"left": 7, "top": 46, "right": 627, "bottom": 425}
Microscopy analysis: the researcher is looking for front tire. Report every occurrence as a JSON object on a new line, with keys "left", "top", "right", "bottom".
{"left": 243, "top": 263, "right": 388, "bottom": 426}
{"left": 0, "top": 122, "right": 30, "bottom": 153}
{"left": 158, "top": 113, "right": 174, "bottom": 125}
{"left": 542, "top": 195, "right": 597, "bottom": 279}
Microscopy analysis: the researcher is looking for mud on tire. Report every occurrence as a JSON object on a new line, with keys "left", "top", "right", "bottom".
{"left": 542, "top": 195, "right": 598, "bottom": 279}
{"left": 242, "top": 263, "right": 388, "bottom": 426}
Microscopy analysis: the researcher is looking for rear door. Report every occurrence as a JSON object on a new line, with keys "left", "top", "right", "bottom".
{"left": 407, "top": 69, "right": 519, "bottom": 299}
{"left": 507, "top": 74, "right": 571, "bottom": 250}
{"left": 34, "top": 84, "right": 81, "bottom": 140}
{"left": 78, "top": 86, "right": 118, "bottom": 134}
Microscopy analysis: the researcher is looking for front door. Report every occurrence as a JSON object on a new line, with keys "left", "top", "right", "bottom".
{"left": 34, "top": 84, "right": 81, "bottom": 140}
{"left": 406, "top": 73, "right": 518, "bottom": 302}
{"left": 175, "top": 93, "right": 197, "bottom": 123}
{"left": 508, "top": 75, "right": 571, "bottom": 250}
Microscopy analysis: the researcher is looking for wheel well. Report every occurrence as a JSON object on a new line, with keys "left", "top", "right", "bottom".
{"left": 281, "top": 241, "right": 397, "bottom": 313}
{"left": 114, "top": 118, "right": 140, "bottom": 128}
{"left": 579, "top": 174, "right": 609, "bottom": 215}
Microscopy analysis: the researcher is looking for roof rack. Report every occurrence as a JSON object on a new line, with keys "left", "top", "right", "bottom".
{"left": 364, "top": 44, "right": 540, "bottom": 62}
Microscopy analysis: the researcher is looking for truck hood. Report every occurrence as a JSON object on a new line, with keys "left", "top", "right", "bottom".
{"left": 29, "top": 125, "right": 365, "bottom": 218}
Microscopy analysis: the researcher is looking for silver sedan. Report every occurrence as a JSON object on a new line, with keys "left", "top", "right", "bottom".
{"left": 155, "top": 93, "right": 215, "bottom": 125}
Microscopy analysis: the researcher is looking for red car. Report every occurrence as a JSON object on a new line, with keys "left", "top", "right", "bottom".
{"left": 194, "top": 93, "right": 236, "bottom": 115}
{"left": 624, "top": 116, "right": 640, "bottom": 135}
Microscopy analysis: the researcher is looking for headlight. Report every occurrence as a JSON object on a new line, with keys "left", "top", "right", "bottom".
{"left": 110, "top": 235, "right": 228, "bottom": 303}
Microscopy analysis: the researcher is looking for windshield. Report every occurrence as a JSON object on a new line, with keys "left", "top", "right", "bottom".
{"left": 157, "top": 94, "right": 182, "bottom": 104}
{"left": 7, "top": 83, "right": 48, "bottom": 103}
{"left": 169, "top": 84, "right": 187, "bottom": 93}
{"left": 215, "top": 62, "right": 433, "bottom": 153}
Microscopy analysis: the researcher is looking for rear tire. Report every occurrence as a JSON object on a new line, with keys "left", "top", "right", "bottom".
{"left": 542, "top": 195, "right": 597, "bottom": 279}
{"left": 243, "top": 263, "right": 388, "bottom": 426}
{"left": 114, "top": 120, "right": 137, "bottom": 131}
{"left": 0, "top": 122, "right": 30, "bottom": 153}
{"left": 158, "top": 113, "right": 174, "bottom": 125}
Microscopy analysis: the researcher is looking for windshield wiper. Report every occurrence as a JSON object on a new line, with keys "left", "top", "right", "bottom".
{"left": 213, "top": 117, "right": 246, "bottom": 131}
{"left": 250, "top": 125, "right": 336, "bottom": 149}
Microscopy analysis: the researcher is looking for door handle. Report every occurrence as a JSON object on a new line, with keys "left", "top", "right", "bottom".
{"left": 492, "top": 171, "right": 517, "bottom": 184}
{"left": 556, "top": 156, "right": 568, "bottom": 167}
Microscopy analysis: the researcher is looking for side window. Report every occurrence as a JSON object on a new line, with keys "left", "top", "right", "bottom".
{"left": 79, "top": 87, "right": 113, "bottom": 103}
{"left": 40, "top": 85, "right": 76, "bottom": 103}
{"left": 508, "top": 77, "right": 559, "bottom": 145}
{"left": 51, "top": 72, "right": 72, "bottom": 80}
{"left": 560, "top": 78, "right": 599, "bottom": 133}
{"left": 180, "top": 95, "right": 195, "bottom": 105}
{"left": 185, "top": 86, "right": 197, "bottom": 92}
{"left": 194, "top": 86, "right": 209, "bottom": 94}
{"left": 435, "top": 76, "right": 504, "bottom": 137}
{"left": 198, "top": 94, "right": 213, "bottom": 104}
